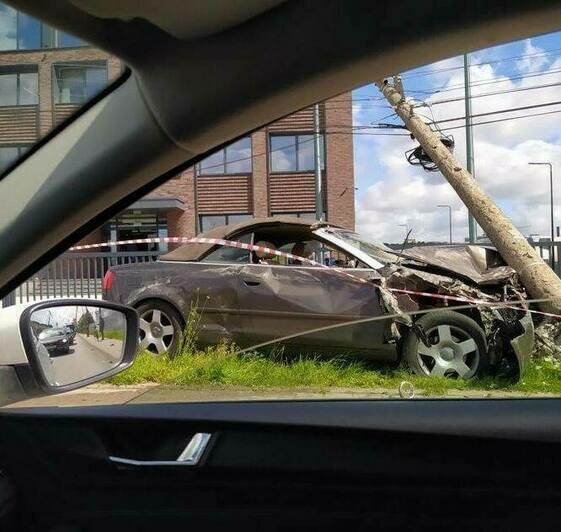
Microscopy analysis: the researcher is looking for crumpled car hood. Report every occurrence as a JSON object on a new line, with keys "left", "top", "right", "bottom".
{"left": 399, "top": 244, "right": 516, "bottom": 286}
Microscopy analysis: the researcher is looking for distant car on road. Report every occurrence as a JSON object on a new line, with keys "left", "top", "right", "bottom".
{"left": 103, "top": 217, "right": 534, "bottom": 379}
{"left": 38, "top": 328, "right": 71, "bottom": 355}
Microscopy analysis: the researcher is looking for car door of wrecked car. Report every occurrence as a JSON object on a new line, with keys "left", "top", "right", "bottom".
{"left": 236, "top": 262, "right": 397, "bottom": 360}
{"left": 151, "top": 256, "right": 246, "bottom": 347}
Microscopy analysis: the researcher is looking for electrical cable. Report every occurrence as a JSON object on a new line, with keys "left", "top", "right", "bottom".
{"left": 403, "top": 45, "right": 561, "bottom": 79}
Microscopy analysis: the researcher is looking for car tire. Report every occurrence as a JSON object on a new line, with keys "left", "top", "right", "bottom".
{"left": 136, "top": 301, "right": 184, "bottom": 357}
{"left": 402, "top": 310, "right": 489, "bottom": 379}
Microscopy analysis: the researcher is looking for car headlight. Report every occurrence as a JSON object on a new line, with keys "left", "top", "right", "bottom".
{"left": 62, "top": 339, "right": 67, "bottom": 343}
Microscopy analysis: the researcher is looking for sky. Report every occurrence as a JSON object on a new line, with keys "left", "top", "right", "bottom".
{"left": 353, "top": 30, "right": 561, "bottom": 244}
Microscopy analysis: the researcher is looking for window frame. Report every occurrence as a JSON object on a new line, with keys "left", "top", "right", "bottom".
{"left": 199, "top": 230, "right": 254, "bottom": 264}
{"left": 0, "top": 6, "right": 86, "bottom": 51}
{"left": 198, "top": 213, "right": 253, "bottom": 234}
{"left": 196, "top": 137, "right": 253, "bottom": 176}
{"left": 52, "top": 61, "right": 108, "bottom": 105}
{"left": 0, "top": 67, "right": 38, "bottom": 107}
{"left": 0, "top": 145, "right": 30, "bottom": 172}
{"left": 269, "top": 132, "right": 325, "bottom": 174}
{"left": 271, "top": 211, "right": 321, "bottom": 220}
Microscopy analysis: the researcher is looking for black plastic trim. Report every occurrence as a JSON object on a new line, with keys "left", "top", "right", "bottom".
{"left": 6, "top": 398, "right": 561, "bottom": 443}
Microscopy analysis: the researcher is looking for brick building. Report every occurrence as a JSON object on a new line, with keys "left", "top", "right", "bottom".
{"left": 0, "top": 3, "right": 354, "bottom": 252}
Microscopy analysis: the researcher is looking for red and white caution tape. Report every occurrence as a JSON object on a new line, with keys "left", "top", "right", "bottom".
{"left": 69, "top": 237, "right": 189, "bottom": 250}
{"left": 70, "top": 236, "right": 561, "bottom": 320}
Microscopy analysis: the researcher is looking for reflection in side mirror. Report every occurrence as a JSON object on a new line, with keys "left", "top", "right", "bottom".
{"left": 16, "top": 300, "right": 139, "bottom": 394}
{"left": 30, "top": 305, "right": 128, "bottom": 387}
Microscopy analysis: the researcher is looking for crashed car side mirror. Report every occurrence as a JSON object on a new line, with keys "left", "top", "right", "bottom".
{"left": 0, "top": 300, "right": 138, "bottom": 406}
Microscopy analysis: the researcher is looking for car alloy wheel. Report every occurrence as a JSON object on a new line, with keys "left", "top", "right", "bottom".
{"left": 416, "top": 324, "right": 480, "bottom": 379}
{"left": 402, "top": 310, "right": 489, "bottom": 380}
{"left": 139, "top": 308, "right": 176, "bottom": 355}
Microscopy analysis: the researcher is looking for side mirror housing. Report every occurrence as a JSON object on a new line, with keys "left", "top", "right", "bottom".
{"left": 0, "top": 299, "right": 138, "bottom": 405}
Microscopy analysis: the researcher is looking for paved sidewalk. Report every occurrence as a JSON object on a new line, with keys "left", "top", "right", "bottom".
{"left": 7, "top": 384, "right": 159, "bottom": 408}
{"left": 5, "top": 382, "right": 558, "bottom": 408}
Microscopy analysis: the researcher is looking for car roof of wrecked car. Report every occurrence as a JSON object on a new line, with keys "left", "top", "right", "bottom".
{"left": 160, "top": 216, "right": 342, "bottom": 262}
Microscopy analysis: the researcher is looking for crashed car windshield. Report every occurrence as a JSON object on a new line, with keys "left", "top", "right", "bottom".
{"left": 38, "top": 329, "right": 64, "bottom": 339}
{"left": 319, "top": 228, "right": 401, "bottom": 265}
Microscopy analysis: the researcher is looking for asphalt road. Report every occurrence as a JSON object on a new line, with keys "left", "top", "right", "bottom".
{"left": 49, "top": 334, "right": 123, "bottom": 386}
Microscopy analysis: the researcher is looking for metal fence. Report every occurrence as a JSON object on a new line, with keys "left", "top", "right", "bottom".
{"left": 533, "top": 242, "right": 561, "bottom": 276}
{"left": 3, "top": 243, "right": 561, "bottom": 308}
{"left": 2, "top": 251, "right": 160, "bottom": 307}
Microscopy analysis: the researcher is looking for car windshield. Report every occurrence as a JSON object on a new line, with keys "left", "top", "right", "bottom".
{"left": 39, "top": 329, "right": 61, "bottom": 338}
{"left": 3, "top": 4, "right": 561, "bottom": 407}
{"left": 323, "top": 228, "right": 400, "bottom": 264}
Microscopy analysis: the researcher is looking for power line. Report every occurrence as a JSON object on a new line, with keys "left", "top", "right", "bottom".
{"left": 420, "top": 80, "right": 561, "bottom": 107}
{"left": 419, "top": 65, "right": 561, "bottom": 96}
{"left": 439, "top": 107, "right": 561, "bottom": 132}
{"left": 421, "top": 99, "right": 561, "bottom": 126}
{"left": 333, "top": 96, "right": 561, "bottom": 127}
{"left": 402, "top": 45, "right": 561, "bottom": 79}
{"left": 332, "top": 95, "right": 561, "bottom": 133}
{"left": 329, "top": 66, "right": 561, "bottom": 109}
{"left": 336, "top": 106, "right": 561, "bottom": 134}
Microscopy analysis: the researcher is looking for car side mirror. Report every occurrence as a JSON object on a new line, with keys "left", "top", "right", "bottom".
{"left": 0, "top": 300, "right": 139, "bottom": 406}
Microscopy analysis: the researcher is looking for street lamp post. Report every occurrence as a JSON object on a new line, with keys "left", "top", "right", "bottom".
{"left": 528, "top": 162, "right": 554, "bottom": 259}
{"left": 438, "top": 204, "right": 452, "bottom": 244}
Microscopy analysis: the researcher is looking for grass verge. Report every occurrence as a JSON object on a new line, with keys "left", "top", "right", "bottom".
{"left": 106, "top": 342, "right": 561, "bottom": 396}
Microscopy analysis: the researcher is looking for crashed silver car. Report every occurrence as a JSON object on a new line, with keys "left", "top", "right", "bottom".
{"left": 103, "top": 217, "right": 534, "bottom": 379}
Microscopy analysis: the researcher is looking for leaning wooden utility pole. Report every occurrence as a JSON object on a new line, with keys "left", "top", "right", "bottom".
{"left": 376, "top": 77, "right": 561, "bottom": 312}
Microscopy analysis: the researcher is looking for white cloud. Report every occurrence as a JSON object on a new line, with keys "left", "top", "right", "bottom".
{"left": 516, "top": 39, "right": 549, "bottom": 73}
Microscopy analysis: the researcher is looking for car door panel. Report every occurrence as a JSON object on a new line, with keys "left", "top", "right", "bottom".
{"left": 126, "top": 262, "right": 244, "bottom": 346}
{"left": 4, "top": 400, "right": 561, "bottom": 531}
{"left": 237, "top": 264, "right": 394, "bottom": 359}
{"left": 177, "top": 262, "right": 245, "bottom": 346}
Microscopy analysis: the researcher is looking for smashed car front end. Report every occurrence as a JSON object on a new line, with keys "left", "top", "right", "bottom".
{"left": 375, "top": 251, "right": 535, "bottom": 379}
{"left": 490, "top": 308, "right": 534, "bottom": 378}
{"left": 315, "top": 227, "right": 535, "bottom": 379}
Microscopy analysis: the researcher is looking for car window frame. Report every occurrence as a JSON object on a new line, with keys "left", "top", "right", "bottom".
{"left": 241, "top": 232, "right": 375, "bottom": 271}
{"left": 198, "top": 230, "right": 255, "bottom": 265}
{"left": 314, "top": 228, "right": 384, "bottom": 270}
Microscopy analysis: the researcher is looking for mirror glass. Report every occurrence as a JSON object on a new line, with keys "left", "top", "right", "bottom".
{"left": 29, "top": 305, "right": 127, "bottom": 387}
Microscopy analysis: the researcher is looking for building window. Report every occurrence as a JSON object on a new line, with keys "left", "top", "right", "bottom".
{"left": 0, "top": 5, "right": 85, "bottom": 51}
{"left": 0, "top": 145, "right": 28, "bottom": 172}
{"left": 199, "top": 213, "right": 253, "bottom": 233}
{"left": 53, "top": 62, "right": 108, "bottom": 104}
{"left": 269, "top": 134, "right": 325, "bottom": 173}
{"left": 198, "top": 137, "right": 252, "bottom": 175}
{"left": 272, "top": 212, "right": 325, "bottom": 220}
{"left": 0, "top": 69, "right": 38, "bottom": 106}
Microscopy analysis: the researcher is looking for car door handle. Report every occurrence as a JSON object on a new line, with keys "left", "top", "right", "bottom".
{"left": 109, "top": 432, "right": 212, "bottom": 467}
{"left": 243, "top": 278, "right": 261, "bottom": 287}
